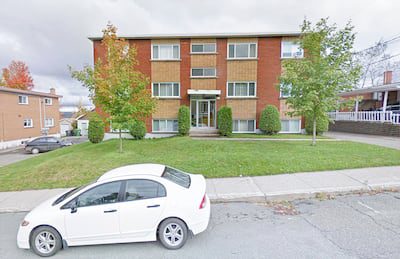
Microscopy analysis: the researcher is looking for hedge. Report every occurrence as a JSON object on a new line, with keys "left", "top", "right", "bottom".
{"left": 217, "top": 106, "right": 232, "bottom": 136}
{"left": 305, "top": 116, "right": 329, "bottom": 135}
{"left": 129, "top": 120, "right": 147, "bottom": 140}
{"left": 88, "top": 113, "right": 105, "bottom": 143}
{"left": 178, "top": 105, "right": 190, "bottom": 135}
{"left": 259, "top": 105, "right": 281, "bottom": 135}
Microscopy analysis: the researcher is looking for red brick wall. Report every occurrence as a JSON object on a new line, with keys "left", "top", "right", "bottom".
{"left": 216, "top": 38, "right": 228, "bottom": 108}
{"left": 256, "top": 37, "right": 281, "bottom": 127}
{"left": 130, "top": 39, "right": 152, "bottom": 132}
{"left": 180, "top": 39, "right": 191, "bottom": 107}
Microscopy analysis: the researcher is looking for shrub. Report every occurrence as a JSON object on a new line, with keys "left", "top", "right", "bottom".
{"left": 305, "top": 116, "right": 329, "bottom": 135}
{"left": 129, "top": 120, "right": 147, "bottom": 140}
{"left": 217, "top": 106, "right": 232, "bottom": 136}
{"left": 178, "top": 105, "right": 190, "bottom": 135}
{"left": 259, "top": 105, "right": 281, "bottom": 135}
{"left": 88, "top": 113, "right": 105, "bottom": 143}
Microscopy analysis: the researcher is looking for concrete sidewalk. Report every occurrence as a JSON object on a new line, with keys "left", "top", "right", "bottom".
{"left": 0, "top": 166, "right": 399, "bottom": 212}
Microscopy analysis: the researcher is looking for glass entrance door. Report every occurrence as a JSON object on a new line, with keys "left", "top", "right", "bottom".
{"left": 190, "top": 99, "right": 216, "bottom": 128}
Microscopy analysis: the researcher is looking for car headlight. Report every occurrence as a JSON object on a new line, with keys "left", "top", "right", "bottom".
{"left": 21, "top": 220, "right": 29, "bottom": 226}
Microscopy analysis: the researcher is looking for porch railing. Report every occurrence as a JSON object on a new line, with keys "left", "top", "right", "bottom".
{"left": 328, "top": 111, "right": 400, "bottom": 125}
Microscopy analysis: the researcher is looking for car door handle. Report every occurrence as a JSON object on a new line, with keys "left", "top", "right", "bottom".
{"left": 147, "top": 204, "right": 160, "bottom": 208}
{"left": 104, "top": 209, "right": 117, "bottom": 213}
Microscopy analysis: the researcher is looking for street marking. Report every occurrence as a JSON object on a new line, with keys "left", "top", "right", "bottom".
{"left": 358, "top": 201, "right": 381, "bottom": 214}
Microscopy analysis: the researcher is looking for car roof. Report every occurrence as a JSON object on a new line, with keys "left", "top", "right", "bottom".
{"left": 97, "top": 163, "right": 166, "bottom": 182}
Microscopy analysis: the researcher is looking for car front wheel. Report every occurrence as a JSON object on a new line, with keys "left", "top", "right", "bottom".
{"left": 158, "top": 218, "right": 188, "bottom": 249}
{"left": 30, "top": 226, "right": 62, "bottom": 257}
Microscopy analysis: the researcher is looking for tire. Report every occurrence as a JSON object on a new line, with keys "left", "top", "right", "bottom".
{"left": 29, "top": 226, "right": 62, "bottom": 257}
{"left": 31, "top": 148, "right": 40, "bottom": 154}
{"left": 158, "top": 218, "right": 188, "bottom": 250}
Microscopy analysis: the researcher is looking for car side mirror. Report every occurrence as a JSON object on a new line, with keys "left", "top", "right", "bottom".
{"left": 70, "top": 200, "right": 78, "bottom": 214}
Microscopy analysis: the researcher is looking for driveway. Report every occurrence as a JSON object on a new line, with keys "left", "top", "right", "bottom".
{"left": 325, "top": 131, "right": 400, "bottom": 150}
{"left": 1, "top": 193, "right": 400, "bottom": 258}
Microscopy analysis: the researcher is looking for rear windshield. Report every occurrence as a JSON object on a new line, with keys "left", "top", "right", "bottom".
{"left": 162, "top": 166, "right": 191, "bottom": 188}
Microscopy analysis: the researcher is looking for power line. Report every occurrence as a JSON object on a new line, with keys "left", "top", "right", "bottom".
{"left": 355, "top": 34, "right": 400, "bottom": 54}
{"left": 368, "top": 53, "right": 400, "bottom": 65}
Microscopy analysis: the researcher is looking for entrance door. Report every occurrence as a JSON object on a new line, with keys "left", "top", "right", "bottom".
{"left": 191, "top": 99, "right": 216, "bottom": 128}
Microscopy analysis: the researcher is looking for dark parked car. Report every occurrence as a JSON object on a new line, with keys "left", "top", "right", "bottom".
{"left": 24, "top": 137, "right": 72, "bottom": 154}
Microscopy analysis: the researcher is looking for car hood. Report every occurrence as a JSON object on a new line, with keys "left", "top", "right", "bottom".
{"left": 24, "top": 191, "right": 68, "bottom": 221}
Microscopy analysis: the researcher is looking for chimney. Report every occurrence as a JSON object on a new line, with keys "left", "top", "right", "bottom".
{"left": 383, "top": 71, "right": 393, "bottom": 85}
{"left": 50, "top": 88, "right": 56, "bottom": 95}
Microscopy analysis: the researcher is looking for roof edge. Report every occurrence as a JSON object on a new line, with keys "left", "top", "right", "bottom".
{"left": 0, "top": 86, "right": 62, "bottom": 98}
{"left": 88, "top": 31, "right": 301, "bottom": 41}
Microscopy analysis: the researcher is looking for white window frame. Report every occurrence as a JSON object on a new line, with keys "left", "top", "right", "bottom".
{"left": 18, "top": 95, "right": 29, "bottom": 105}
{"left": 232, "top": 119, "right": 256, "bottom": 133}
{"left": 151, "top": 44, "right": 180, "bottom": 60}
{"left": 191, "top": 68, "right": 217, "bottom": 78}
{"left": 23, "top": 118, "right": 33, "bottom": 128}
{"left": 190, "top": 43, "right": 217, "bottom": 54}
{"left": 281, "top": 40, "right": 304, "bottom": 59}
{"left": 152, "top": 119, "right": 178, "bottom": 133}
{"left": 280, "top": 119, "right": 301, "bottom": 133}
{"left": 44, "top": 98, "right": 52, "bottom": 105}
{"left": 44, "top": 118, "right": 54, "bottom": 128}
{"left": 227, "top": 43, "right": 257, "bottom": 59}
{"left": 227, "top": 82, "right": 257, "bottom": 98}
{"left": 152, "top": 82, "right": 180, "bottom": 98}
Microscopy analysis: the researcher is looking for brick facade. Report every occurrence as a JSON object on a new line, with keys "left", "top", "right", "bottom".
{"left": 329, "top": 121, "right": 400, "bottom": 137}
{"left": 91, "top": 32, "right": 303, "bottom": 133}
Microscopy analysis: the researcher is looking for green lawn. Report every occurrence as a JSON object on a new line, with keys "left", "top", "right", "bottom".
{"left": 231, "top": 133, "right": 329, "bottom": 139}
{"left": 0, "top": 137, "right": 399, "bottom": 191}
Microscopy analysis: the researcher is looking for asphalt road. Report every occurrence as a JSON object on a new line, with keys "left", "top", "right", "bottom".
{"left": 1, "top": 193, "right": 400, "bottom": 259}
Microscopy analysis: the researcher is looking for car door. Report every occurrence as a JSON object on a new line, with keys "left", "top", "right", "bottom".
{"left": 63, "top": 181, "right": 122, "bottom": 245}
{"left": 119, "top": 179, "right": 167, "bottom": 240}
{"left": 46, "top": 137, "right": 60, "bottom": 151}
{"left": 34, "top": 138, "right": 47, "bottom": 152}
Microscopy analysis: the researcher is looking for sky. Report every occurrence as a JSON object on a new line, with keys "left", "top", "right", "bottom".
{"left": 1, "top": 0, "right": 400, "bottom": 110}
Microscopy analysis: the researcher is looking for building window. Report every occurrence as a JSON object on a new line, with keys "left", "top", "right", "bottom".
{"left": 152, "top": 119, "right": 178, "bottom": 132}
{"left": 152, "top": 83, "right": 180, "bottom": 97}
{"left": 191, "top": 43, "right": 216, "bottom": 53}
{"left": 191, "top": 68, "right": 216, "bottom": 77}
{"left": 24, "top": 119, "right": 33, "bottom": 128}
{"left": 281, "top": 119, "right": 301, "bottom": 133}
{"left": 233, "top": 120, "right": 256, "bottom": 133}
{"left": 227, "top": 82, "right": 256, "bottom": 97}
{"left": 152, "top": 44, "right": 180, "bottom": 60}
{"left": 228, "top": 43, "right": 257, "bottom": 59}
{"left": 280, "top": 83, "right": 292, "bottom": 98}
{"left": 281, "top": 41, "right": 303, "bottom": 58}
{"left": 44, "top": 118, "right": 54, "bottom": 127}
{"left": 18, "top": 95, "right": 28, "bottom": 104}
{"left": 44, "top": 98, "right": 52, "bottom": 105}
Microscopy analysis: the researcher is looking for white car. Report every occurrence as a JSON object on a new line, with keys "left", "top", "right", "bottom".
{"left": 17, "top": 164, "right": 210, "bottom": 257}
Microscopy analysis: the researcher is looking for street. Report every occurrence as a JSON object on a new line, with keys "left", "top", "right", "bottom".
{"left": 1, "top": 193, "right": 400, "bottom": 259}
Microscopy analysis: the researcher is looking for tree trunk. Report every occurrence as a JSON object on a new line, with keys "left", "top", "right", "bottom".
{"left": 312, "top": 116, "right": 317, "bottom": 146}
{"left": 119, "top": 129, "right": 122, "bottom": 153}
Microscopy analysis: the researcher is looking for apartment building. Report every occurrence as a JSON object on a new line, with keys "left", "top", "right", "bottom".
{"left": 90, "top": 32, "right": 303, "bottom": 135}
{"left": 0, "top": 87, "right": 61, "bottom": 149}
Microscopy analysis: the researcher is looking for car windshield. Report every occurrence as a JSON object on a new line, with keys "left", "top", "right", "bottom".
{"left": 162, "top": 166, "right": 191, "bottom": 188}
{"left": 52, "top": 182, "right": 92, "bottom": 206}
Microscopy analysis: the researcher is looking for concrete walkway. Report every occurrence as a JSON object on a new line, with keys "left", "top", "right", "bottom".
{"left": 325, "top": 131, "right": 400, "bottom": 150}
{"left": 0, "top": 166, "right": 399, "bottom": 212}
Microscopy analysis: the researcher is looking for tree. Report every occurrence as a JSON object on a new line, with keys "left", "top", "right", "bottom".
{"left": 71, "top": 23, "right": 156, "bottom": 152}
{"left": 259, "top": 105, "right": 281, "bottom": 135}
{"left": 1, "top": 60, "right": 34, "bottom": 90}
{"left": 280, "top": 18, "right": 361, "bottom": 145}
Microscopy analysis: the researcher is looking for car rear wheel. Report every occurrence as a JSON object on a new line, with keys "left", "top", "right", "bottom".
{"left": 30, "top": 226, "right": 62, "bottom": 257}
{"left": 31, "top": 148, "right": 40, "bottom": 154}
{"left": 158, "top": 218, "right": 188, "bottom": 249}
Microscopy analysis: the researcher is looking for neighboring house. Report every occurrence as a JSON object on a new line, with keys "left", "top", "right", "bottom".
{"left": 0, "top": 87, "right": 62, "bottom": 149}
{"left": 89, "top": 32, "right": 304, "bottom": 136}
{"left": 328, "top": 71, "right": 400, "bottom": 137}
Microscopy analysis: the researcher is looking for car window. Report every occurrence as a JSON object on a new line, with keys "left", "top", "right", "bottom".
{"left": 46, "top": 137, "right": 58, "bottom": 143}
{"left": 162, "top": 166, "right": 191, "bottom": 188}
{"left": 125, "top": 179, "right": 166, "bottom": 201}
{"left": 77, "top": 181, "right": 121, "bottom": 207}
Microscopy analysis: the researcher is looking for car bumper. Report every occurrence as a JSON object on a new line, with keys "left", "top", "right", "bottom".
{"left": 17, "top": 226, "right": 31, "bottom": 249}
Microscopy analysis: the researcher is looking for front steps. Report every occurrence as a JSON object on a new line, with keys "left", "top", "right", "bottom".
{"left": 189, "top": 128, "right": 220, "bottom": 137}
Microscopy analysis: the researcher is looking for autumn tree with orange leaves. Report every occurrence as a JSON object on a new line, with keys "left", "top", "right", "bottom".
{"left": 1, "top": 61, "right": 34, "bottom": 90}
{"left": 71, "top": 23, "right": 156, "bottom": 152}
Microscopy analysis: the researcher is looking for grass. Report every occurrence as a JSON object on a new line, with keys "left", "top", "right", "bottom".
{"left": 230, "top": 133, "right": 329, "bottom": 139}
{"left": 0, "top": 137, "right": 399, "bottom": 191}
